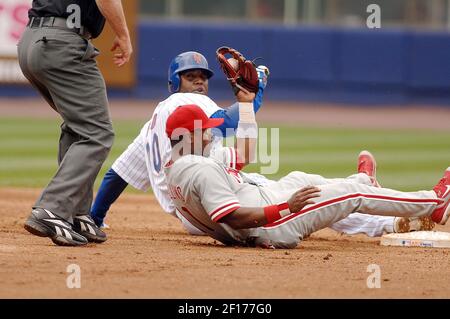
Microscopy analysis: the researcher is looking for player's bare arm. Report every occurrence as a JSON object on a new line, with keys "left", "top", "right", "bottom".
{"left": 220, "top": 186, "right": 321, "bottom": 230}
{"left": 95, "top": 0, "right": 132, "bottom": 67}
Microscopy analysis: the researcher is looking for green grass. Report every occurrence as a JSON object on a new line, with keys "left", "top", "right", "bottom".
{"left": 1, "top": 117, "right": 449, "bottom": 192}
{"left": 244, "top": 126, "right": 450, "bottom": 191}
{"left": 0, "top": 117, "right": 147, "bottom": 191}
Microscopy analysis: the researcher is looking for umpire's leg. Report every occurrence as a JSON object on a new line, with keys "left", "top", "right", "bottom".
{"left": 17, "top": 27, "right": 57, "bottom": 111}
{"left": 24, "top": 27, "right": 114, "bottom": 223}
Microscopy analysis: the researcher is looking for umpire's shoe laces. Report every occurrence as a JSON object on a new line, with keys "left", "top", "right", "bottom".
{"left": 73, "top": 215, "right": 107, "bottom": 243}
{"left": 24, "top": 208, "right": 88, "bottom": 246}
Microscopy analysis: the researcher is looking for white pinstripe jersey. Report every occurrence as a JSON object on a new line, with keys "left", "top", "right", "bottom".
{"left": 142, "top": 93, "right": 222, "bottom": 214}
{"left": 112, "top": 122, "right": 152, "bottom": 191}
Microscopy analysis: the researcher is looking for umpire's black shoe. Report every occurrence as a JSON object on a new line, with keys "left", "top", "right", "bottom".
{"left": 73, "top": 215, "right": 107, "bottom": 243}
{"left": 24, "top": 208, "right": 88, "bottom": 246}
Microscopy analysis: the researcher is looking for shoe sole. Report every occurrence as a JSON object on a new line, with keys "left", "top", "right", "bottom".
{"left": 50, "top": 236, "right": 85, "bottom": 247}
{"left": 358, "top": 151, "right": 379, "bottom": 186}
{"left": 24, "top": 219, "right": 52, "bottom": 237}
{"left": 24, "top": 219, "right": 87, "bottom": 247}
{"left": 395, "top": 218, "right": 410, "bottom": 233}
{"left": 418, "top": 216, "right": 435, "bottom": 231}
{"left": 74, "top": 219, "right": 107, "bottom": 243}
{"left": 359, "top": 151, "right": 377, "bottom": 170}
{"left": 395, "top": 216, "right": 435, "bottom": 233}
{"left": 78, "top": 232, "right": 107, "bottom": 243}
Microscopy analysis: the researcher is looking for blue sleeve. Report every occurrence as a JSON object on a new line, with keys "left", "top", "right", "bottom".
{"left": 253, "top": 85, "right": 264, "bottom": 113}
{"left": 90, "top": 168, "right": 128, "bottom": 226}
{"left": 211, "top": 86, "right": 265, "bottom": 137}
{"left": 210, "top": 109, "right": 237, "bottom": 137}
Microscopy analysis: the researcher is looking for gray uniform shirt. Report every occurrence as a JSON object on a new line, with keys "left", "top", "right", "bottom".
{"left": 164, "top": 154, "right": 269, "bottom": 245}
{"left": 165, "top": 151, "right": 440, "bottom": 249}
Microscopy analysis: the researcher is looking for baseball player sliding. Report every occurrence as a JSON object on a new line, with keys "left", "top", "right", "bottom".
{"left": 90, "top": 48, "right": 433, "bottom": 238}
{"left": 90, "top": 50, "right": 268, "bottom": 235}
{"left": 163, "top": 103, "right": 450, "bottom": 249}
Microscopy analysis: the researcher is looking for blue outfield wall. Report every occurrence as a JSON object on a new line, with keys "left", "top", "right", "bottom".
{"left": 3, "top": 21, "right": 450, "bottom": 106}
{"left": 136, "top": 21, "right": 450, "bottom": 105}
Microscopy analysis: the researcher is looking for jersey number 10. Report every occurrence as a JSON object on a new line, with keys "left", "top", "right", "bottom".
{"left": 151, "top": 133, "right": 162, "bottom": 173}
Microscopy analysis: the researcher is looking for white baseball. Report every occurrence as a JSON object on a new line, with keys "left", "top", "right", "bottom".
{"left": 227, "top": 58, "right": 239, "bottom": 71}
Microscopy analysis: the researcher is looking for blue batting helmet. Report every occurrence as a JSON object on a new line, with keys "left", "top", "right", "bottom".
{"left": 168, "top": 51, "right": 214, "bottom": 93}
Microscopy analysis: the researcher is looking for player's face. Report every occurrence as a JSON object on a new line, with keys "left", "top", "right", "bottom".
{"left": 202, "top": 128, "right": 213, "bottom": 156}
{"left": 179, "top": 70, "right": 209, "bottom": 95}
{"left": 188, "top": 129, "right": 213, "bottom": 157}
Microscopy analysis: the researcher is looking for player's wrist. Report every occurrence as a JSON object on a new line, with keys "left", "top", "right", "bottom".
{"left": 263, "top": 202, "right": 291, "bottom": 224}
{"left": 236, "top": 102, "right": 258, "bottom": 139}
{"left": 237, "top": 102, "right": 256, "bottom": 122}
{"left": 236, "top": 91, "right": 256, "bottom": 103}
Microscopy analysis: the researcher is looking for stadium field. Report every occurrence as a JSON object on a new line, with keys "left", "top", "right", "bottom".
{"left": 1, "top": 117, "right": 449, "bottom": 192}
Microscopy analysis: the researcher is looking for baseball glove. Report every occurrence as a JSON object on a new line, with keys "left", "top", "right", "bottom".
{"left": 216, "top": 46, "right": 259, "bottom": 95}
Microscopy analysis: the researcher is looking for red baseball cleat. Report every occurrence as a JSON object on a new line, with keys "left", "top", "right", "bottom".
{"left": 431, "top": 167, "right": 450, "bottom": 225}
{"left": 357, "top": 150, "right": 381, "bottom": 187}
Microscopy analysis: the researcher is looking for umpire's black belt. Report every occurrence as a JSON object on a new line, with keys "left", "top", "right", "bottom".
{"left": 27, "top": 17, "right": 92, "bottom": 40}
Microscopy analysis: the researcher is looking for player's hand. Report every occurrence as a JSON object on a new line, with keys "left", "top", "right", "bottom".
{"left": 287, "top": 186, "right": 321, "bottom": 214}
{"left": 236, "top": 89, "right": 256, "bottom": 103}
{"left": 111, "top": 36, "right": 133, "bottom": 67}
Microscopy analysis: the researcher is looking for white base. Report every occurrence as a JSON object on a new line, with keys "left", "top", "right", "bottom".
{"left": 380, "top": 231, "right": 450, "bottom": 248}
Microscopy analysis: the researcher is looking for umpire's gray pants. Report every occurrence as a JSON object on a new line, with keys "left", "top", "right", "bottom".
{"left": 17, "top": 26, "right": 114, "bottom": 222}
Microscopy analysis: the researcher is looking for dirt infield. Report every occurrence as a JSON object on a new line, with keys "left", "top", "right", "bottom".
{"left": 1, "top": 188, "right": 450, "bottom": 298}
{"left": 1, "top": 98, "right": 450, "bottom": 298}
